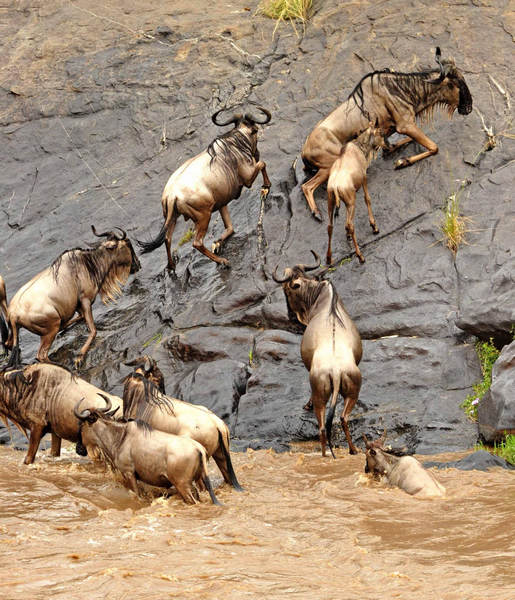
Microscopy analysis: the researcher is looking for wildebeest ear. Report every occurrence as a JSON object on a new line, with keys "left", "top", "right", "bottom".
{"left": 144, "top": 358, "right": 152, "bottom": 373}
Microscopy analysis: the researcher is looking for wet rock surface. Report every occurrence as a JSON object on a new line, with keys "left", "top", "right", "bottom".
{"left": 1, "top": 1, "right": 514, "bottom": 453}
{"left": 478, "top": 341, "right": 515, "bottom": 442}
{"left": 424, "top": 450, "right": 515, "bottom": 471}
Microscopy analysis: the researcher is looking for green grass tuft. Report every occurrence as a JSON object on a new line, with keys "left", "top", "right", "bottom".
{"left": 142, "top": 332, "right": 162, "bottom": 349}
{"left": 475, "top": 434, "right": 515, "bottom": 465}
{"left": 462, "top": 338, "right": 500, "bottom": 421}
{"left": 178, "top": 228, "right": 194, "bottom": 247}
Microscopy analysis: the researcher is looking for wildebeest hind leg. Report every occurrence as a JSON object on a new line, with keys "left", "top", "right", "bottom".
{"left": 301, "top": 168, "right": 330, "bottom": 221}
{"left": 192, "top": 212, "right": 229, "bottom": 266}
{"left": 37, "top": 321, "right": 61, "bottom": 362}
{"left": 212, "top": 205, "right": 234, "bottom": 254}
{"left": 164, "top": 212, "right": 178, "bottom": 270}
{"left": 340, "top": 394, "right": 358, "bottom": 454}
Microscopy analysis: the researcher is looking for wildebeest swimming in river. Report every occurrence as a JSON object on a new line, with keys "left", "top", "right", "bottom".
{"left": 301, "top": 47, "right": 473, "bottom": 220}
{"left": 0, "top": 226, "right": 140, "bottom": 368}
{"left": 123, "top": 357, "right": 243, "bottom": 491}
{"left": 138, "top": 106, "right": 272, "bottom": 269}
{"left": 273, "top": 252, "right": 363, "bottom": 457}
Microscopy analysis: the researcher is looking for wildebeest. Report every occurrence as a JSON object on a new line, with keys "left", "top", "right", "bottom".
{"left": 123, "top": 357, "right": 243, "bottom": 490}
{"left": 1, "top": 226, "right": 140, "bottom": 367}
{"left": 0, "top": 362, "right": 123, "bottom": 464}
{"left": 326, "top": 124, "right": 386, "bottom": 264}
{"left": 74, "top": 396, "right": 220, "bottom": 505}
{"left": 301, "top": 47, "right": 473, "bottom": 220}
{"left": 124, "top": 355, "right": 165, "bottom": 393}
{"left": 138, "top": 106, "right": 272, "bottom": 268}
{"left": 363, "top": 433, "right": 446, "bottom": 498}
{"left": 4, "top": 226, "right": 140, "bottom": 366}
{"left": 273, "top": 252, "right": 362, "bottom": 456}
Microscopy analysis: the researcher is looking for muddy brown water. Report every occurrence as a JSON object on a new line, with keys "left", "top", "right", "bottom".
{"left": 0, "top": 443, "right": 514, "bottom": 600}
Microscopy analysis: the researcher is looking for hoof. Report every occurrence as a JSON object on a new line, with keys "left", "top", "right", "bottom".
{"left": 394, "top": 158, "right": 410, "bottom": 170}
{"left": 218, "top": 258, "right": 230, "bottom": 269}
{"left": 312, "top": 211, "right": 322, "bottom": 222}
{"left": 303, "top": 400, "right": 313, "bottom": 412}
{"left": 357, "top": 255, "right": 366, "bottom": 264}
{"left": 260, "top": 186, "right": 270, "bottom": 200}
{"left": 212, "top": 241, "right": 222, "bottom": 255}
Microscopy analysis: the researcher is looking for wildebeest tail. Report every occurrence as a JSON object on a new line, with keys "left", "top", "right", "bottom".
{"left": 0, "top": 315, "right": 7, "bottom": 352}
{"left": 218, "top": 429, "right": 244, "bottom": 491}
{"left": 0, "top": 276, "right": 8, "bottom": 351}
{"left": 325, "top": 372, "right": 341, "bottom": 459}
{"left": 137, "top": 199, "right": 175, "bottom": 254}
{"left": 198, "top": 449, "right": 222, "bottom": 506}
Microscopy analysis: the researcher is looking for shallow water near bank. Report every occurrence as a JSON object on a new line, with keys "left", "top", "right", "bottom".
{"left": 0, "top": 443, "right": 514, "bottom": 600}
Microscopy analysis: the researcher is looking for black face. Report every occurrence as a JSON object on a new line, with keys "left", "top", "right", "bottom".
{"left": 457, "top": 78, "right": 473, "bottom": 115}
{"left": 126, "top": 240, "right": 141, "bottom": 274}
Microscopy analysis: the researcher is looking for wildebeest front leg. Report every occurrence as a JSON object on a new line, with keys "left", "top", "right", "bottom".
{"left": 212, "top": 205, "right": 234, "bottom": 255}
{"left": 192, "top": 211, "right": 229, "bottom": 266}
{"left": 24, "top": 423, "right": 45, "bottom": 464}
{"left": 362, "top": 176, "right": 379, "bottom": 235}
{"left": 326, "top": 189, "right": 337, "bottom": 265}
{"left": 75, "top": 298, "right": 96, "bottom": 367}
{"left": 393, "top": 122, "right": 438, "bottom": 169}
{"left": 51, "top": 433, "right": 62, "bottom": 457}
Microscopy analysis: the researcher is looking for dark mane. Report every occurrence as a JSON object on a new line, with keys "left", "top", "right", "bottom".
{"left": 123, "top": 372, "right": 175, "bottom": 421}
{"left": 51, "top": 242, "right": 131, "bottom": 304}
{"left": 348, "top": 68, "right": 440, "bottom": 118}
{"left": 207, "top": 127, "right": 255, "bottom": 184}
{"left": 51, "top": 243, "right": 108, "bottom": 288}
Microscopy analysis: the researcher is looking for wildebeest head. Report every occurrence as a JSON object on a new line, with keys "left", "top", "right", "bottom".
{"left": 212, "top": 106, "right": 271, "bottom": 151}
{"left": 431, "top": 47, "right": 472, "bottom": 116}
{"left": 124, "top": 355, "right": 166, "bottom": 393}
{"left": 363, "top": 430, "right": 389, "bottom": 474}
{"left": 91, "top": 226, "right": 141, "bottom": 274}
{"left": 272, "top": 251, "right": 328, "bottom": 326}
{"left": 74, "top": 394, "right": 117, "bottom": 456}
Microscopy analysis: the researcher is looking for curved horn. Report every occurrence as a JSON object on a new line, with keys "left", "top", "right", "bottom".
{"left": 91, "top": 225, "right": 112, "bottom": 238}
{"left": 244, "top": 106, "right": 272, "bottom": 125}
{"left": 380, "top": 428, "right": 387, "bottom": 444}
{"left": 299, "top": 250, "right": 321, "bottom": 272}
{"left": 362, "top": 433, "right": 371, "bottom": 449}
{"left": 113, "top": 227, "right": 127, "bottom": 241}
{"left": 211, "top": 109, "right": 242, "bottom": 127}
{"left": 144, "top": 357, "right": 152, "bottom": 374}
{"left": 74, "top": 398, "right": 91, "bottom": 420}
{"left": 272, "top": 266, "right": 294, "bottom": 284}
{"left": 97, "top": 393, "right": 112, "bottom": 413}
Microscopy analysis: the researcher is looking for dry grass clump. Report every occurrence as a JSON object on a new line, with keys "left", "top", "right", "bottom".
{"left": 439, "top": 182, "right": 471, "bottom": 255}
{"left": 258, "top": 0, "right": 313, "bottom": 30}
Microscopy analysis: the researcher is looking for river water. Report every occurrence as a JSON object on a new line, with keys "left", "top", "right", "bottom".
{"left": 0, "top": 442, "right": 513, "bottom": 600}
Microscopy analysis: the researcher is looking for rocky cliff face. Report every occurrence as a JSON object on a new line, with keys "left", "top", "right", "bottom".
{"left": 1, "top": 1, "right": 513, "bottom": 452}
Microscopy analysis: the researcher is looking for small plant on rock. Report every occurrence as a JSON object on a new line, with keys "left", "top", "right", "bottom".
{"left": 439, "top": 181, "right": 470, "bottom": 255}
{"left": 462, "top": 338, "right": 500, "bottom": 421}
{"left": 475, "top": 434, "right": 515, "bottom": 465}
{"left": 258, "top": 0, "right": 313, "bottom": 34}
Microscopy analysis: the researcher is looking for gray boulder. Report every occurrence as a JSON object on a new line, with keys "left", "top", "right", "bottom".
{"left": 478, "top": 341, "right": 515, "bottom": 442}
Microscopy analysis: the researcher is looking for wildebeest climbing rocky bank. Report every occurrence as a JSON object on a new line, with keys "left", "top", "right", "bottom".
{"left": 1, "top": 0, "right": 514, "bottom": 456}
